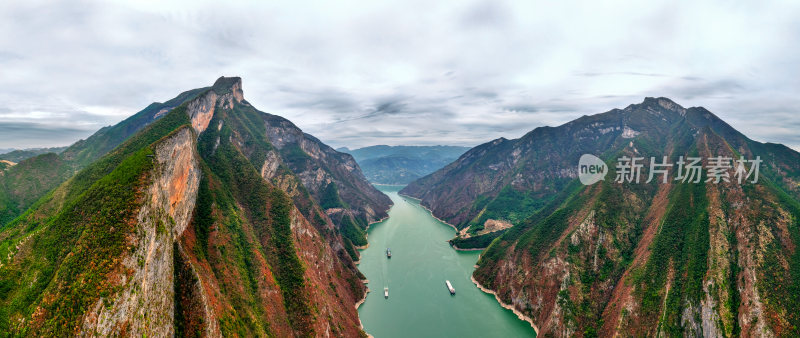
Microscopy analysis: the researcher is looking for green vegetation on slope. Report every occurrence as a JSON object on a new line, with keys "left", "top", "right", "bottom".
{"left": 320, "top": 182, "right": 345, "bottom": 209}
{"left": 475, "top": 179, "right": 587, "bottom": 287}
{"left": 0, "top": 147, "right": 156, "bottom": 335}
{"left": 467, "top": 185, "right": 554, "bottom": 232}
{"left": 633, "top": 180, "right": 709, "bottom": 335}
{"left": 0, "top": 153, "right": 72, "bottom": 225}
{"left": 0, "top": 100, "right": 196, "bottom": 335}
{"left": 0, "top": 88, "right": 206, "bottom": 228}
{"left": 756, "top": 179, "right": 800, "bottom": 334}
{"left": 197, "top": 110, "right": 314, "bottom": 336}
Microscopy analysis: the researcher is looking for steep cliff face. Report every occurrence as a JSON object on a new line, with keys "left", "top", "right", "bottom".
{"left": 0, "top": 77, "right": 372, "bottom": 336}
{"left": 257, "top": 110, "right": 391, "bottom": 250}
{"left": 81, "top": 126, "right": 201, "bottom": 337}
{"left": 262, "top": 115, "right": 391, "bottom": 219}
{"left": 407, "top": 98, "right": 800, "bottom": 336}
{"left": 0, "top": 86, "right": 208, "bottom": 226}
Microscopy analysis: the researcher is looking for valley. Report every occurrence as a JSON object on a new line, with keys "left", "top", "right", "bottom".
{"left": 3, "top": 2, "right": 799, "bottom": 337}
{"left": 356, "top": 185, "right": 536, "bottom": 337}
{"left": 1, "top": 83, "right": 799, "bottom": 337}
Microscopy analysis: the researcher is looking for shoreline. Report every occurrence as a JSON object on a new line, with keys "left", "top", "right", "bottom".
{"left": 471, "top": 275, "right": 540, "bottom": 335}
{"left": 355, "top": 287, "right": 369, "bottom": 309}
{"left": 452, "top": 245, "right": 485, "bottom": 252}
{"left": 355, "top": 213, "right": 391, "bottom": 252}
{"left": 399, "top": 193, "right": 491, "bottom": 252}
{"left": 354, "top": 287, "right": 373, "bottom": 338}
{"left": 398, "top": 193, "right": 460, "bottom": 232}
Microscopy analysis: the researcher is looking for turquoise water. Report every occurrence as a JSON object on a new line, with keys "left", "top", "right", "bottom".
{"left": 357, "top": 185, "right": 536, "bottom": 338}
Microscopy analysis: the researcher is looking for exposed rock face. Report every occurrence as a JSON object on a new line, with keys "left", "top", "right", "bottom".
{"left": 81, "top": 126, "right": 201, "bottom": 337}
{"left": 260, "top": 149, "right": 282, "bottom": 179}
{"left": 0, "top": 86, "right": 208, "bottom": 226}
{"left": 262, "top": 114, "right": 391, "bottom": 226}
{"left": 408, "top": 98, "right": 800, "bottom": 336}
{"left": 258, "top": 113, "right": 391, "bottom": 251}
{"left": 289, "top": 207, "right": 365, "bottom": 336}
{"left": 0, "top": 77, "right": 373, "bottom": 337}
{"left": 188, "top": 90, "right": 217, "bottom": 134}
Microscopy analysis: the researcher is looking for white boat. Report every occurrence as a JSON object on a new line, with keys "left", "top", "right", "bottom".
{"left": 446, "top": 280, "right": 455, "bottom": 295}
{"left": 384, "top": 287, "right": 389, "bottom": 298}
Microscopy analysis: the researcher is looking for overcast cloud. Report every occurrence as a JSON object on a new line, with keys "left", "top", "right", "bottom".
{"left": 1, "top": 0, "right": 799, "bottom": 150}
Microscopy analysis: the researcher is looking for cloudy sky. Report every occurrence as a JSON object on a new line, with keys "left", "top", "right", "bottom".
{"left": 1, "top": 0, "right": 799, "bottom": 151}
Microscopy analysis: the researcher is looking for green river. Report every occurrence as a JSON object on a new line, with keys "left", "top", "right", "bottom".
{"left": 357, "top": 185, "right": 537, "bottom": 337}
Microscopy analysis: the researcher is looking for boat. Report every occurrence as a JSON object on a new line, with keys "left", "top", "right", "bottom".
{"left": 445, "top": 280, "right": 455, "bottom": 295}
{"left": 386, "top": 248, "right": 391, "bottom": 258}
{"left": 384, "top": 287, "right": 389, "bottom": 298}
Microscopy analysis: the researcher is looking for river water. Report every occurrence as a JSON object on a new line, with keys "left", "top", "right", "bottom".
{"left": 357, "top": 185, "right": 536, "bottom": 337}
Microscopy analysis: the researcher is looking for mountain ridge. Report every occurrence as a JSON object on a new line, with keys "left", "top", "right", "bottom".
{"left": 0, "top": 77, "right": 386, "bottom": 336}
{"left": 401, "top": 97, "right": 800, "bottom": 336}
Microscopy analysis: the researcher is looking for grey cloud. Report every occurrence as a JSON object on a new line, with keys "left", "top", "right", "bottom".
{"left": 461, "top": 1, "right": 512, "bottom": 28}
{"left": 1, "top": 0, "right": 799, "bottom": 152}
{"left": 659, "top": 79, "right": 746, "bottom": 100}
{"left": 576, "top": 71, "right": 669, "bottom": 78}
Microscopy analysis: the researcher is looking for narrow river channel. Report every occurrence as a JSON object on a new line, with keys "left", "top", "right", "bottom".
{"left": 357, "top": 185, "right": 537, "bottom": 337}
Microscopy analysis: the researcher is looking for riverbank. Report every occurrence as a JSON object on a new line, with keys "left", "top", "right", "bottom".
{"left": 398, "top": 193, "right": 460, "bottom": 232}
{"left": 399, "top": 193, "right": 491, "bottom": 252}
{"left": 355, "top": 213, "right": 392, "bottom": 251}
{"left": 471, "top": 275, "right": 540, "bottom": 335}
{"left": 355, "top": 287, "right": 369, "bottom": 309}
{"left": 452, "top": 245, "right": 484, "bottom": 251}
{"left": 355, "top": 287, "right": 373, "bottom": 338}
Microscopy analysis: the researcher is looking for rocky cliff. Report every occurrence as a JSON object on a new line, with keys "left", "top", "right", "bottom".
{"left": 261, "top": 114, "right": 392, "bottom": 248}
{"left": 0, "top": 86, "right": 208, "bottom": 226}
{"left": 405, "top": 98, "right": 800, "bottom": 336}
{"left": 0, "top": 77, "right": 377, "bottom": 337}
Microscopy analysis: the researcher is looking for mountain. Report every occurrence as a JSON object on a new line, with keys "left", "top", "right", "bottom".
{"left": 259, "top": 117, "right": 392, "bottom": 249}
{"left": 401, "top": 98, "right": 800, "bottom": 336}
{"left": 340, "top": 145, "right": 470, "bottom": 184}
{"left": 0, "top": 87, "right": 210, "bottom": 225}
{"left": 0, "top": 77, "right": 389, "bottom": 336}
{"left": 0, "top": 161, "right": 12, "bottom": 171}
{"left": 0, "top": 146, "right": 68, "bottom": 163}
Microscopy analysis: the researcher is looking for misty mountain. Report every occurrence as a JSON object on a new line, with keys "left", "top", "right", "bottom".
{"left": 0, "top": 146, "right": 68, "bottom": 163}
{"left": 339, "top": 145, "right": 470, "bottom": 184}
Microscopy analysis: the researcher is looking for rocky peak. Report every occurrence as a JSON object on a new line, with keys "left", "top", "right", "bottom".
{"left": 625, "top": 97, "right": 686, "bottom": 116}
{"left": 211, "top": 76, "right": 244, "bottom": 103}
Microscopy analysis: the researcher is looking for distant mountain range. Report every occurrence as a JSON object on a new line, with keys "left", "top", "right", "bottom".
{"left": 0, "top": 77, "right": 389, "bottom": 336}
{"left": 0, "top": 146, "right": 67, "bottom": 163}
{"left": 338, "top": 145, "right": 470, "bottom": 184}
{"left": 402, "top": 97, "right": 800, "bottom": 336}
